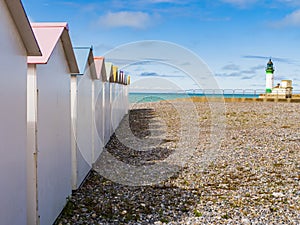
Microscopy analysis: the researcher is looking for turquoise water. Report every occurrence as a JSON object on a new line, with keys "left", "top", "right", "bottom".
{"left": 129, "top": 92, "right": 260, "bottom": 103}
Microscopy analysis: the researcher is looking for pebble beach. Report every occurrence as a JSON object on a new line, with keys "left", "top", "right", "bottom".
{"left": 56, "top": 100, "right": 300, "bottom": 225}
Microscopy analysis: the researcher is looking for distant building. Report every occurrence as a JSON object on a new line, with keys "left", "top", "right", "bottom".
{"left": 272, "top": 80, "right": 293, "bottom": 98}
{"left": 264, "top": 59, "right": 293, "bottom": 98}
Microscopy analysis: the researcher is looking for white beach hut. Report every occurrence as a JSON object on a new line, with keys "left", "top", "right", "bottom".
{"left": 27, "top": 22, "right": 79, "bottom": 225}
{"left": 111, "top": 65, "right": 119, "bottom": 132}
{"left": 113, "top": 70, "right": 129, "bottom": 128}
{"left": 115, "top": 70, "right": 121, "bottom": 126}
{"left": 0, "top": 1, "right": 41, "bottom": 224}
{"left": 71, "top": 47, "right": 97, "bottom": 190}
{"left": 104, "top": 62, "right": 113, "bottom": 144}
{"left": 117, "top": 71, "right": 124, "bottom": 125}
{"left": 119, "top": 71, "right": 128, "bottom": 122}
{"left": 120, "top": 72, "right": 129, "bottom": 118}
{"left": 94, "top": 57, "right": 107, "bottom": 162}
{"left": 125, "top": 75, "right": 130, "bottom": 114}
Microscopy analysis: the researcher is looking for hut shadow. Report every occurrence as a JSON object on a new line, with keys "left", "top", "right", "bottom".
{"left": 56, "top": 170, "right": 201, "bottom": 224}
{"left": 107, "top": 108, "right": 177, "bottom": 166}
{"left": 128, "top": 108, "right": 162, "bottom": 138}
{"left": 56, "top": 106, "right": 201, "bottom": 224}
{"left": 106, "top": 133, "right": 174, "bottom": 166}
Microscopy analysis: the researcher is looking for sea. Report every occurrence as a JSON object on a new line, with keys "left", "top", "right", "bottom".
{"left": 129, "top": 92, "right": 260, "bottom": 103}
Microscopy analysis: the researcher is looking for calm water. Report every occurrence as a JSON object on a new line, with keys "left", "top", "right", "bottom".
{"left": 129, "top": 92, "right": 260, "bottom": 103}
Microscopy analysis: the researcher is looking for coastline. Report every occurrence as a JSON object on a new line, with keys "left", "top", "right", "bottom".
{"left": 129, "top": 93, "right": 300, "bottom": 104}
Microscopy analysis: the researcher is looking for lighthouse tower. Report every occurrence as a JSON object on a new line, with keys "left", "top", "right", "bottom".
{"left": 265, "top": 58, "right": 274, "bottom": 93}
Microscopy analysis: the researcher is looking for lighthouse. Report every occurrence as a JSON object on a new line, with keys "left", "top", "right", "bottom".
{"left": 265, "top": 58, "right": 274, "bottom": 93}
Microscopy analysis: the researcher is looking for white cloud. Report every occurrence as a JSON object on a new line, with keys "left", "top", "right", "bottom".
{"left": 222, "top": 64, "right": 240, "bottom": 71}
{"left": 220, "top": 0, "right": 258, "bottom": 7}
{"left": 276, "top": 0, "right": 300, "bottom": 6}
{"left": 272, "top": 9, "right": 300, "bottom": 27}
{"left": 99, "top": 11, "right": 151, "bottom": 29}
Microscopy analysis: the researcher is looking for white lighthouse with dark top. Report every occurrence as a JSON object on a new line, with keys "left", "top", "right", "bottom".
{"left": 265, "top": 58, "right": 274, "bottom": 93}
{"left": 260, "top": 58, "right": 294, "bottom": 99}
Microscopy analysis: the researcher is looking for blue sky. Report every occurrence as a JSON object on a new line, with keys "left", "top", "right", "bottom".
{"left": 22, "top": 0, "right": 300, "bottom": 91}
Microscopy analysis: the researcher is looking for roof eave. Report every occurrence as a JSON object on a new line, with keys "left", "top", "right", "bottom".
{"left": 5, "top": 0, "right": 41, "bottom": 56}
{"left": 61, "top": 28, "right": 79, "bottom": 74}
{"left": 100, "top": 58, "right": 107, "bottom": 82}
{"left": 105, "top": 62, "right": 113, "bottom": 83}
{"left": 87, "top": 48, "right": 98, "bottom": 80}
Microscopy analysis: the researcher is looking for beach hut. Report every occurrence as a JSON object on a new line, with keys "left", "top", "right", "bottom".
{"left": 118, "top": 71, "right": 124, "bottom": 125}
{"left": 111, "top": 65, "right": 119, "bottom": 131}
{"left": 71, "top": 47, "right": 97, "bottom": 190}
{"left": 119, "top": 71, "right": 129, "bottom": 121}
{"left": 125, "top": 75, "right": 130, "bottom": 113}
{"left": 27, "top": 22, "right": 79, "bottom": 225}
{"left": 104, "top": 62, "right": 113, "bottom": 144}
{"left": 94, "top": 57, "right": 107, "bottom": 162}
{"left": 116, "top": 71, "right": 122, "bottom": 125}
{"left": 121, "top": 72, "right": 129, "bottom": 117}
{"left": 113, "top": 70, "right": 129, "bottom": 128}
{"left": 0, "top": 1, "right": 41, "bottom": 224}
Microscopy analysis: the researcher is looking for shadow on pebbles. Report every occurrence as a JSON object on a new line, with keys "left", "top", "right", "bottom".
{"left": 56, "top": 101, "right": 300, "bottom": 225}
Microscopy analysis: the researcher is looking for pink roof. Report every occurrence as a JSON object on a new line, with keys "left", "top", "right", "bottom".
{"left": 94, "top": 57, "right": 107, "bottom": 81}
{"left": 28, "top": 23, "right": 79, "bottom": 74}
{"left": 28, "top": 23, "right": 66, "bottom": 64}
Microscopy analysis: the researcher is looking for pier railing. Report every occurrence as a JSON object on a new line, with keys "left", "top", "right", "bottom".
{"left": 185, "top": 89, "right": 300, "bottom": 99}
